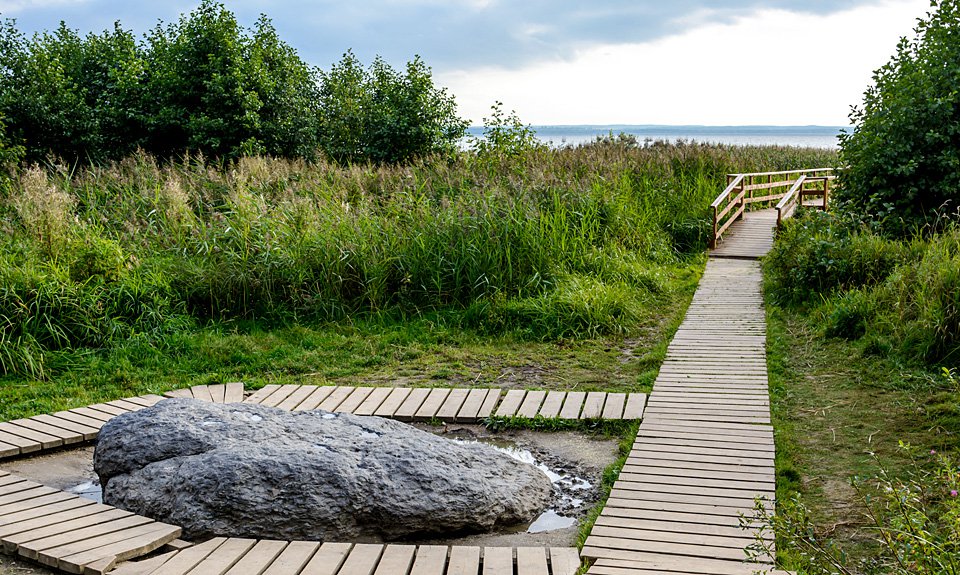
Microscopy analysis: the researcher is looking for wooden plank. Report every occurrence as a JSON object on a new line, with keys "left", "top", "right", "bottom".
{"left": 0, "top": 429, "right": 40, "bottom": 454}
{"left": 51, "top": 411, "right": 105, "bottom": 432}
{"left": 222, "top": 540, "right": 288, "bottom": 575}
{"left": 622, "top": 394, "right": 646, "bottom": 420}
{"left": 354, "top": 387, "right": 394, "bottom": 417}
{"left": 516, "top": 391, "right": 547, "bottom": 419}
{"left": 46, "top": 522, "right": 182, "bottom": 574}
{"left": 147, "top": 536, "right": 228, "bottom": 575}
{"left": 0, "top": 486, "right": 60, "bottom": 507}
{"left": 164, "top": 388, "right": 193, "bottom": 399}
{"left": 130, "top": 394, "right": 165, "bottom": 407}
{"left": 537, "top": 391, "right": 566, "bottom": 419}
{"left": 224, "top": 382, "right": 245, "bottom": 403}
{"left": 0, "top": 501, "right": 105, "bottom": 539}
{"left": 601, "top": 393, "right": 626, "bottom": 420}
{"left": 31, "top": 414, "right": 100, "bottom": 441}
{"left": 580, "top": 392, "right": 606, "bottom": 419}
{"left": 615, "top": 479, "right": 772, "bottom": 502}
{"left": 413, "top": 388, "right": 450, "bottom": 421}
{"left": 446, "top": 546, "right": 480, "bottom": 575}
{"left": 243, "top": 384, "right": 282, "bottom": 405}
{"left": 372, "top": 545, "right": 416, "bottom": 575}
{"left": 333, "top": 543, "right": 383, "bottom": 575}
{"left": 583, "top": 533, "right": 750, "bottom": 562}
{"left": 190, "top": 385, "right": 215, "bottom": 403}
{"left": 300, "top": 542, "right": 353, "bottom": 575}
{"left": 336, "top": 387, "right": 375, "bottom": 414}
{"left": 106, "top": 550, "right": 179, "bottom": 575}
{"left": 409, "top": 545, "right": 447, "bottom": 575}
{"left": 276, "top": 385, "right": 320, "bottom": 411}
{"left": 476, "top": 389, "right": 501, "bottom": 419}
{"left": 104, "top": 399, "right": 147, "bottom": 412}
{"left": 262, "top": 540, "right": 321, "bottom": 575}
{"left": 594, "top": 515, "right": 770, "bottom": 542}
{"left": 260, "top": 385, "right": 302, "bottom": 408}
{"left": 83, "top": 404, "right": 128, "bottom": 417}
{"left": 558, "top": 392, "right": 585, "bottom": 420}
{"left": 481, "top": 547, "right": 513, "bottom": 575}
{"left": 68, "top": 407, "right": 115, "bottom": 424}
{"left": 10, "top": 418, "right": 84, "bottom": 444}
{"left": 598, "top": 506, "right": 759, "bottom": 530}
{"left": 180, "top": 537, "right": 256, "bottom": 574}
{"left": 3, "top": 508, "right": 132, "bottom": 553}
{"left": 0, "top": 492, "right": 84, "bottom": 519}
{"left": 435, "top": 388, "right": 470, "bottom": 421}
{"left": 548, "top": 548, "right": 581, "bottom": 575}
{"left": 374, "top": 388, "right": 413, "bottom": 418}
{"left": 207, "top": 384, "right": 227, "bottom": 404}
{"left": 293, "top": 386, "right": 334, "bottom": 412}
{"left": 494, "top": 390, "right": 526, "bottom": 417}
{"left": 393, "top": 388, "right": 431, "bottom": 421}
{"left": 18, "top": 515, "right": 155, "bottom": 559}
{"left": 318, "top": 386, "right": 357, "bottom": 412}
{"left": 456, "top": 389, "right": 491, "bottom": 422}
{"left": 0, "top": 422, "right": 61, "bottom": 450}
{"left": 516, "top": 547, "right": 549, "bottom": 575}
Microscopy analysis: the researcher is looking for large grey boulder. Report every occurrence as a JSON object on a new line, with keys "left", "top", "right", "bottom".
{"left": 94, "top": 398, "right": 552, "bottom": 541}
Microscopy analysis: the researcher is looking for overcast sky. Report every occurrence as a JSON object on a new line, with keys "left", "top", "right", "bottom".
{"left": 0, "top": 0, "right": 930, "bottom": 125}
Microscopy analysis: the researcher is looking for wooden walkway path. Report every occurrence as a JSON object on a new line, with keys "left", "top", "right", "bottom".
{"left": 581, "top": 213, "right": 779, "bottom": 573}
{"left": 708, "top": 209, "right": 777, "bottom": 260}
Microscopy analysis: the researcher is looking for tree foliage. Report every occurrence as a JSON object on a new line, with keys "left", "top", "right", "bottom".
{"left": 318, "top": 51, "right": 467, "bottom": 164}
{"left": 838, "top": 0, "right": 960, "bottom": 236}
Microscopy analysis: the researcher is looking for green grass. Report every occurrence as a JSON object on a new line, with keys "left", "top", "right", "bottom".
{"left": 766, "top": 304, "right": 957, "bottom": 569}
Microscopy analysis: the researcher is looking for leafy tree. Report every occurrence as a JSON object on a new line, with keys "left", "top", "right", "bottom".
{"left": 472, "top": 101, "right": 541, "bottom": 157}
{"left": 838, "top": 0, "right": 960, "bottom": 236}
{"left": 0, "top": 21, "right": 142, "bottom": 162}
{"left": 318, "top": 52, "right": 468, "bottom": 164}
{"left": 0, "top": 112, "right": 24, "bottom": 192}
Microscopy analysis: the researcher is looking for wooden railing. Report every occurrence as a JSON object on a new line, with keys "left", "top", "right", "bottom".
{"left": 710, "top": 168, "right": 834, "bottom": 248}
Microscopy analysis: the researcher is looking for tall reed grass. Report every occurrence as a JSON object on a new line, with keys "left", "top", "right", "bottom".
{"left": 0, "top": 141, "right": 836, "bottom": 377}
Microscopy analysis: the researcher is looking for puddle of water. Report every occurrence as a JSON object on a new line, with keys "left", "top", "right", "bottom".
{"left": 527, "top": 510, "right": 575, "bottom": 533}
{"left": 450, "top": 438, "right": 591, "bottom": 533}
{"left": 67, "top": 480, "right": 102, "bottom": 503}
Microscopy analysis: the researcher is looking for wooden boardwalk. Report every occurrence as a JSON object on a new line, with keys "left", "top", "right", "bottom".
{"left": 581, "top": 253, "right": 778, "bottom": 573}
{"left": 709, "top": 209, "right": 777, "bottom": 260}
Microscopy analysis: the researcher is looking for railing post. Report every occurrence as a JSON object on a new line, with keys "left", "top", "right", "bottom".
{"left": 823, "top": 178, "right": 830, "bottom": 211}
{"left": 710, "top": 205, "right": 718, "bottom": 249}
{"left": 737, "top": 178, "right": 746, "bottom": 220}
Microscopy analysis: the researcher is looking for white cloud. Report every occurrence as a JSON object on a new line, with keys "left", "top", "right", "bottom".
{"left": 440, "top": 0, "right": 929, "bottom": 125}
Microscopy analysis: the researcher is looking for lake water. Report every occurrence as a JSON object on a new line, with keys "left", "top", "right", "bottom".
{"left": 466, "top": 125, "right": 845, "bottom": 149}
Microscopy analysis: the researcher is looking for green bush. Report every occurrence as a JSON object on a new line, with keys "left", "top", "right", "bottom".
{"left": 318, "top": 51, "right": 467, "bottom": 164}
{"left": 764, "top": 211, "right": 909, "bottom": 305}
{"left": 838, "top": 0, "right": 960, "bottom": 236}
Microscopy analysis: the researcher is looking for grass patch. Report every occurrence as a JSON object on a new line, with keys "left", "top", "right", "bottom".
{"left": 766, "top": 304, "right": 957, "bottom": 568}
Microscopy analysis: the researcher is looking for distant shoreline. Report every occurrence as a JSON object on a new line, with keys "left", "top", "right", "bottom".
{"left": 466, "top": 125, "right": 846, "bottom": 149}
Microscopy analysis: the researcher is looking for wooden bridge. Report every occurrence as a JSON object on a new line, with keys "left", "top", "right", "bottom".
{"left": 0, "top": 169, "right": 829, "bottom": 575}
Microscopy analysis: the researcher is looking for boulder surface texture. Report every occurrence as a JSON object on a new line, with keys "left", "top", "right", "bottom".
{"left": 94, "top": 398, "right": 552, "bottom": 541}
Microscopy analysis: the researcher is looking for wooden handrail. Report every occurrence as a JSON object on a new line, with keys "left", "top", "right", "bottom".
{"left": 775, "top": 176, "right": 806, "bottom": 225}
{"left": 710, "top": 168, "right": 833, "bottom": 248}
{"left": 710, "top": 174, "right": 745, "bottom": 208}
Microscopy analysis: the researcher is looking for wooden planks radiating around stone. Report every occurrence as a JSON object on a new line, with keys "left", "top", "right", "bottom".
{"left": 0, "top": 395, "right": 163, "bottom": 461}
{"left": 101, "top": 542, "right": 582, "bottom": 575}
{"left": 0, "top": 473, "right": 181, "bottom": 574}
{"left": 238, "top": 385, "right": 646, "bottom": 423}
